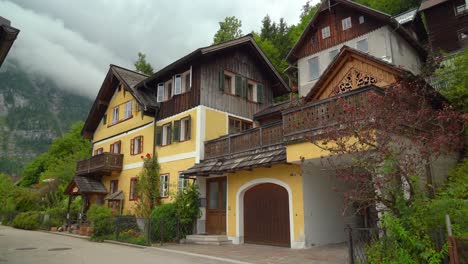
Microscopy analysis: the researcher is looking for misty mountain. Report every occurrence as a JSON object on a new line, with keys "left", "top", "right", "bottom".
{"left": 0, "top": 61, "right": 92, "bottom": 176}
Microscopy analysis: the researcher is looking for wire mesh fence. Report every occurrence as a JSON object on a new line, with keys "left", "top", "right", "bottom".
{"left": 347, "top": 226, "right": 381, "bottom": 264}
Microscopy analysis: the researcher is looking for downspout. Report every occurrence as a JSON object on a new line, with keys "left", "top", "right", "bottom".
{"left": 152, "top": 105, "right": 160, "bottom": 158}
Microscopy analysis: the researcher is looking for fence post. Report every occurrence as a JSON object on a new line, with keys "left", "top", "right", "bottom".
{"left": 347, "top": 225, "right": 355, "bottom": 264}
{"left": 160, "top": 218, "right": 164, "bottom": 246}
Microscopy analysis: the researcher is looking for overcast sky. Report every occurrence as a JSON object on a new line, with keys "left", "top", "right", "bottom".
{"left": 2, "top": 0, "right": 319, "bottom": 98}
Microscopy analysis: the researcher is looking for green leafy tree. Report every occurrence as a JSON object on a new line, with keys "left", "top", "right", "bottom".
{"left": 213, "top": 16, "right": 242, "bottom": 44}
{"left": 354, "top": 0, "right": 420, "bottom": 15}
{"left": 134, "top": 153, "right": 161, "bottom": 217}
{"left": 134, "top": 52, "right": 154, "bottom": 75}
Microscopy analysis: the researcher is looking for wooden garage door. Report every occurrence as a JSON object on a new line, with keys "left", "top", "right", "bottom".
{"left": 244, "top": 183, "right": 290, "bottom": 247}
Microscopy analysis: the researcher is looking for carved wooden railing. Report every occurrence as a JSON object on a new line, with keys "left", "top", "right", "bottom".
{"left": 76, "top": 152, "right": 124, "bottom": 176}
{"left": 204, "top": 122, "right": 283, "bottom": 159}
{"left": 282, "top": 86, "right": 382, "bottom": 140}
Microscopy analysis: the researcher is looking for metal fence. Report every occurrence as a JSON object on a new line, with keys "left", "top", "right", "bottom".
{"left": 346, "top": 226, "right": 380, "bottom": 264}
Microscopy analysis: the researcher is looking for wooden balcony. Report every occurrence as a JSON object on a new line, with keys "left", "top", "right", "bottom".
{"left": 282, "top": 86, "right": 382, "bottom": 141}
{"left": 76, "top": 152, "right": 123, "bottom": 177}
{"left": 204, "top": 122, "right": 283, "bottom": 159}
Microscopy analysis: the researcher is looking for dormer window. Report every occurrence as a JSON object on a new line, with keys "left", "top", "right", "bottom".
{"left": 342, "top": 17, "right": 352, "bottom": 31}
{"left": 322, "top": 26, "right": 331, "bottom": 39}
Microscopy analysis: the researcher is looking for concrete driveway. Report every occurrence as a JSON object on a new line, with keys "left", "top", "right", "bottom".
{"left": 0, "top": 226, "right": 239, "bottom": 264}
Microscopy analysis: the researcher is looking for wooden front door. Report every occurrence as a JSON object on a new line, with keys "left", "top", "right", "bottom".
{"left": 244, "top": 183, "right": 290, "bottom": 247}
{"left": 206, "top": 177, "right": 227, "bottom": 235}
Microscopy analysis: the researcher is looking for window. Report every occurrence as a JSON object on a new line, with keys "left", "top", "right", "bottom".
{"left": 160, "top": 174, "right": 169, "bottom": 197}
{"left": 112, "top": 106, "right": 119, "bottom": 124}
{"left": 129, "top": 178, "right": 138, "bottom": 201}
{"left": 321, "top": 26, "right": 331, "bottom": 39}
{"left": 308, "top": 56, "right": 320, "bottom": 80}
{"left": 359, "top": 16, "right": 365, "bottom": 24}
{"left": 130, "top": 136, "right": 143, "bottom": 155}
{"left": 157, "top": 83, "right": 164, "bottom": 102}
{"left": 224, "top": 74, "right": 234, "bottom": 94}
{"left": 356, "top": 39, "right": 369, "bottom": 53}
{"left": 110, "top": 141, "right": 121, "bottom": 154}
{"left": 102, "top": 114, "right": 107, "bottom": 125}
{"left": 110, "top": 180, "right": 118, "bottom": 194}
{"left": 455, "top": 4, "right": 467, "bottom": 15}
{"left": 165, "top": 80, "right": 172, "bottom": 100}
{"left": 342, "top": 17, "right": 352, "bottom": 30}
{"left": 247, "top": 82, "right": 255, "bottom": 101}
{"left": 94, "top": 147, "right": 103, "bottom": 156}
{"left": 162, "top": 123, "right": 172, "bottom": 146}
{"left": 124, "top": 101, "right": 132, "bottom": 119}
{"left": 180, "top": 117, "right": 191, "bottom": 141}
{"left": 184, "top": 71, "right": 191, "bottom": 92}
{"left": 229, "top": 117, "right": 253, "bottom": 134}
{"left": 174, "top": 74, "right": 182, "bottom": 95}
{"left": 329, "top": 49, "right": 339, "bottom": 60}
{"left": 178, "top": 173, "right": 189, "bottom": 192}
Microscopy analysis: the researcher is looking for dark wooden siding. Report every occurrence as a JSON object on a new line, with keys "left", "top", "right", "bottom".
{"left": 424, "top": 0, "right": 468, "bottom": 53}
{"left": 158, "top": 65, "right": 201, "bottom": 119}
{"left": 294, "top": 5, "right": 385, "bottom": 59}
{"left": 200, "top": 48, "right": 275, "bottom": 119}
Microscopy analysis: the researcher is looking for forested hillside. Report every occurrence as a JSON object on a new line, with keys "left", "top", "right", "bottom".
{"left": 0, "top": 61, "right": 92, "bottom": 176}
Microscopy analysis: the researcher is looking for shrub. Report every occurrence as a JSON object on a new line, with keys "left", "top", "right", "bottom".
{"left": 12, "top": 211, "right": 40, "bottom": 230}
{"left": 151, "top": 203, "right": 178, "bottom": 242}
{"left": 87, "top": 205, "right": 115, "bottom": 237}
{"left": 174, "top": 183, "right": 201, "bottom": 236}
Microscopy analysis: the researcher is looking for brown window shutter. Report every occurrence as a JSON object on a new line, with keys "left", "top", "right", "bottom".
{"left": 117, "top": 141, "right": 121, "bottom": 154}
{"left": 130, "top": 138, "right": 135, "bottom": 155}
{"left": 110, "top": 143, "right": 114, "bottom": 153}
{"left": 139, "top": 136, "right": 144, "bottom": 154}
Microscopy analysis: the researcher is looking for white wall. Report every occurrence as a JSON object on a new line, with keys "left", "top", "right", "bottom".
{"left": 196, "top": 176, "right": 206, "bottom": 234}
{"left": 301, "top": 162, "right": 358, "bottom": 247}
{"left": 297, "top": 26, "right": 422, "bottom": 97}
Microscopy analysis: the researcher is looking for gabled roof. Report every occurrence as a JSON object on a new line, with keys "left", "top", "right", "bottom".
{"left": 81, "top": 65, "right": 157, "bottom": 138}
{"left": 0, "top": 17, "right": 20, "bottom": 67}
{"left": 65, "top": 176, "right": 107, "bottom": 195}
{"left": 304, "top": 45, "right": 407, "bottom": 101}
{"left": 137, "top": 34, "right": 290, "bottom": 96}
{"left": 393, "top": 8, "right": 418, "bottom": 25}
{"left": 286, "top": 0, "right": 426, "bottom": 63}
{"left": 419, "top": 0, "right": 450, "bottom": 11}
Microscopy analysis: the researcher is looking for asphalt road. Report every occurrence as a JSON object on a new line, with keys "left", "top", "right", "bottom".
{"left": 0, "top": 226, "right": 236, "bottom": 264}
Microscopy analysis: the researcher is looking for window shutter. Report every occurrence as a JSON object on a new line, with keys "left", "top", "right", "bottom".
{"left": 242, "top": 78, "right": 248, "bottom": 99}
{"left": 186, "top": 116, "right": 191, "bottom": 140}
{"left": 130, "top": 138, "right": 135, "bottom": 155}
{"left": 218, "top": 70, "right": 224, "bottom": 91}
{"left": 156, "top": 126, "right": 162, "bottom": 146}
{"left": 235, "top": 75, "right": 242, "bottom": 96}
{"left": 173, "top": 120, "right": 181, "bottom": 142}
{"left": 110, "top": 143, "right": 114, "bottom": 154}
{"left": 139, "top": 136, "right": 143, "bottom": 154}
{"left": 257, "top": 84, "right": 264, "bottom": 103}
{"left": 117, "top": 141, "right": 121, "bottom": 154}
{"left": 167, "top": 124, "right": 172, "bottom": 145}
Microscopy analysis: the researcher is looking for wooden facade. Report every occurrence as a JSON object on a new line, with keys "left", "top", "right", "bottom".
{"left": 421, "top": 0, "right": 468, "bottom": 53}
{"left": 76, "top": 152, "right": 123, "bottom": 177}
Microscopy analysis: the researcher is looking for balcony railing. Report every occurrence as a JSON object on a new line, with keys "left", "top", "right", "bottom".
{"left": 204, "top": 122, "right": 283, "bottom": 159}
{"left": 76, "top": 152, "right": 124, "bottom": 176}
{"left": 282, "top": 86, "right": 382, "bottom": 141}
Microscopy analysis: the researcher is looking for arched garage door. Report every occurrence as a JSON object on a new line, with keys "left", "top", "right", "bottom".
{"left": 244, "top": 183, "right": 290, "bottom": 247}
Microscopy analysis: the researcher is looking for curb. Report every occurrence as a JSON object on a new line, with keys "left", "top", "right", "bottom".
{"left": 103, "top": 240, "right": 147, "bottom": 249}
{"left": 148, "top": 246, "right": 253, "bottom": 264}
{"left": 41, "top": 230, "right": 89, "bottom": 240}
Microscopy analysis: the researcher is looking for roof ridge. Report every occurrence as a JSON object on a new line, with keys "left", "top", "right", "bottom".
{"left": 110, "top": 64, "right": 149, "bottom": 78}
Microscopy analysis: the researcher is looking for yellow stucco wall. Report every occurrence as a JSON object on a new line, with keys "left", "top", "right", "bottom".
{"left": 93, "top": 84, "right": 154, "bottom": 142}
{"left": 226, "top": 164, "right": 305, "bottom": 243}
{"left": 158, "top": 157, "right": 197, "bottom": 203}
{"left": 102, "top": 167, "right": 142, "bottom": 215}
{"left": 205, "top": 108, "right": 228, "bottom": 141}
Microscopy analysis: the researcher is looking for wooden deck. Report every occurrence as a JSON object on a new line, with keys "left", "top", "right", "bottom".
{"left": 76, "top": 153, "right": 123, "bottom": 177}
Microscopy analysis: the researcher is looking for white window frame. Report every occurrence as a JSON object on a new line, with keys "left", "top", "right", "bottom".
{"left": 321, "top": 26, "right": 331, "bottom": 39}
{"left": 160, "top": 174, "right": 169, "bottom": 197}
{"left": 359, "top": 16, "right": 365, "bottom": 24}
{"left": 157, "top": 83, "right": 164, "bottom": 102}
{"left": 165, "top": 80, "right": 173, "bottom": 101}
{"left": 162, "top": 123, "right": 171, "bottom": 146}
{"left": 180, "top": 117, "right": 190, "bottom": 141}
{"left": 329, "top": 49, "right": 339, "bottom": 61}
{"left": 308, "top": 56, "right": 320, "bottom": 81}
{"left": 342, "top": 17, "right": 352, "bottom": 30}
{"left": 224, "top": 71, "right": 236, "bottom": 94}
{"left": 455, "top": 3, "right": 467, "bottom": 15}
{"left": 134, "top": 136, "right": 141, "bottom": 154}
{"left": 124, "top": 101, "right": 132, "bottom": 119}
{"left": 178, "top": 173, "right": 189, "bottom": 192}
{"left": 112, "top": 106, "right": 119, "bottom": 124}
{"left": 356, "top": 38, "right": 369, "bottom": 53}
{"left": 174, "top": 74, "right": 182, "bottom": 95}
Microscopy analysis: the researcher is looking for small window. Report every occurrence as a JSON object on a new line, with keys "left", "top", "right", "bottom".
{"left": 102, "top": 114, "right": 107, "bottom": 125}
{"left": 174, "top": 74, "right": 182, "bottom": 95}
{"left": 129, "top": 178, "right": 138, "bottom": 201}
{"left": 178, "top": 173, "right": 189, "bottom": 192}
{"left": 131, "top": 136, "right": 143, "bottom": 155}
{"left": 124, "top": 101, "right": 132, "bottom": 119}
{"left": 229, "top": 117, "right": 253, "bottom": 134}
{"left": 160, "top": 174, "right": 169, "bottom": 197}
{"left": 247, "top": 82, "right": 255, "bottom": 101}
{"left": 224, "top": 74, "right": 234, "bottom": 94}
{"left": 110, "top": 180, "right": 118, "bottom": 194}
{"left": 162, "top": 123, "right": 172, "bottom": 146}
{"left": 157, "top": 83, "right": 164, "bottom": 102}
{"left": 357, "top": 39, "right": 369, "bottom": 53}
{"left": 322, "top": 26, "right": 331, "bottom": 39}
{"left": 94, "top": 147, "right": 103, "bottom": 156}
{"left": 342, "top": 17, "right": 352, "bottom": 30}
{"left": 359, "top": 16, "right": 364, "bottom": 24}
{"left": 112, "top": 107, "right": 119, "bottom": 124}
{"left": 308, "top": 56, "right": 320, "bottom": 80}
{"left": 110, "top": 141, "right": 121, "bottom": 154}
{"left": 329, "top": 49, "right": 339, "bottom": 60}
{"left": 180, "top": 117, "right": 191, "bottom": 141}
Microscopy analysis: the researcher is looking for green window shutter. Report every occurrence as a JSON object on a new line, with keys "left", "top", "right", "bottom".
{"left": 242, "top": 78, "right": 248, "bottom": 99}
{"left": 219, "top": 70, "right": 224, "bottom": 91}
{"left": 257, "top": 84, "right": 264, "bottom": 103}
{"left": 156, "top": 126, "right": 162, "bottom": 146}
{"left": 235, "top": 75, "right": 242, "bottom": 96}
{"left": 173, "top": 120, "right": 181, "bottom": 142}
{"left": 187, "top": 116, "right": 191, "bottom": 140}
{"left": 167, "top": 124, "right": 172, "bottom": 145}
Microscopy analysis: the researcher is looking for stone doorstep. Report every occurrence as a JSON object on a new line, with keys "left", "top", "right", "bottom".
{"left": 185, "top": 235, "right": 233, "bottom": 245}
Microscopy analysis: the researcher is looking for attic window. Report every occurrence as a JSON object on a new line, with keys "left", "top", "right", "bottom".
{"left": 342, "top": 17, "right": 352, "bottom": 30}
{"left": 359, "top": 16, "right": 364, "bottom": 24}
{"left": 321, "top": 26, "right": 331, "bottom": 39}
